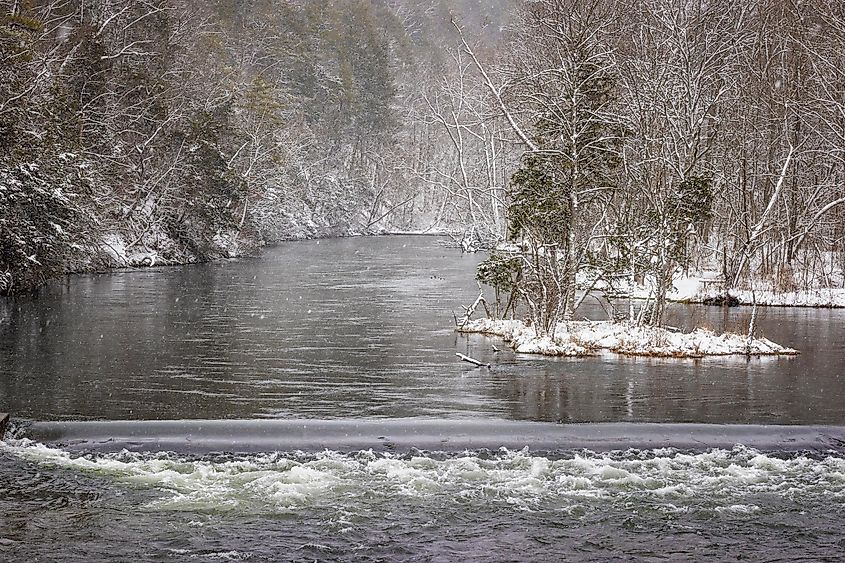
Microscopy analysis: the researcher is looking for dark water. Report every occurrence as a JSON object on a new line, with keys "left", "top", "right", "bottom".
{"left": 4, "top": 440, "right": 845, "bottom": 562}
{"left": 1, "top": 236, "right": 843, "bottom": 424}
{"left": 2, "top": 235, "right": 845, "bottom": 561}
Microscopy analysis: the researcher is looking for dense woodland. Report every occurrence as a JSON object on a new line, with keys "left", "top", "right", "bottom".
{"left": 0, "top": 0, "right": 511, "bottom": 292}
{"left": 2, "top": 0, "right": 844, "bottom": 332}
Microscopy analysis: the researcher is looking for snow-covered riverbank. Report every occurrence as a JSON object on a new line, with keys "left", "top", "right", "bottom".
{"left": 614, "top": 274, "right": 845, "bottom": 308}
{"left": 459, "top": 318, "right": 798, "bottom": 358}
{"left": 707, "top": 287, "right": 845, "bottom": 308}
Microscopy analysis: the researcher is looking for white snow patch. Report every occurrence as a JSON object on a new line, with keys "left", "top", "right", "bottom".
{"left": 723, "top": 287, "right": 845, "bottom": 308}
{"left": 100, "top": 233, "right": 163, "bottom": 267}
{"left": 615, "top": 272, "right": 845, "bottom": 308}
{"left": 212, "top": 231, "right": 243, "bottom": 258}
{"left": 100, "top": 234, "right": 128, "bottom": 264}
{"left": 460, "top": 319, "right": 590, "bottom": 356}
{"left": 459, "top": 318, "right": 798, "bottom": 358}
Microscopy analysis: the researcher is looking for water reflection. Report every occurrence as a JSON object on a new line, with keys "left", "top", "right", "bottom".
{"left": 0, "top": 236, "right": 842, "bottom": 424}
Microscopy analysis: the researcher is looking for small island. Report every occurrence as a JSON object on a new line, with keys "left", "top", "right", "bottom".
{"left": 459, "top": 318, "right": 798, "bottom": 358}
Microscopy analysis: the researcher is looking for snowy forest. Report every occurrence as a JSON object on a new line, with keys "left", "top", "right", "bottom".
{"left": 6, "top": 5, "right": 845, "bottom": 557}
{"left": 1, "top": 0, "right": 512, "bottom": 292}
{"left": 2, "top": 0, "right": 844, "bottom": 325}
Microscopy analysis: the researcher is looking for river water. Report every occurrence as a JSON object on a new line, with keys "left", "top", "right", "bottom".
{"left": 1, "top": 236, "right": 844, "bottom": 561}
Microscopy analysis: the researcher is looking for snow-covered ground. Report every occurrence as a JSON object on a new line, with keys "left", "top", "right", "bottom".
{"left": 712, "top": 287, "right": 845, "bottom": 308}
{"left": 100, "top": 233, "right": 164, "bottom": 267}
{"left": 613, "top": 273, "right": 845, "bottom": 308}
{"left": 459, "top": 318, "right": 798, "bottom": 358}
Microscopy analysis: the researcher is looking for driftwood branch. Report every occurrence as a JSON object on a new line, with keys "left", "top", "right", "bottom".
{"left": 456, "top": 353, "right": 490, "bottom": 368}
{"left": 457, "top": 284, "right": 487, "bottom": 329}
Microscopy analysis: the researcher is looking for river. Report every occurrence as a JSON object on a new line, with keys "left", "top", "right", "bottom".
{"left": 1, "top": 236, "right": 844, "bottom": 561}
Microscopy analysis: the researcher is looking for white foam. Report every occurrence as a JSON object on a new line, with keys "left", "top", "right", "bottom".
{"left": 3, "top": 439, "right": 844, "bottom": 515}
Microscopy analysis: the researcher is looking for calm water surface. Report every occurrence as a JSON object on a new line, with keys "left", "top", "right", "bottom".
{"left": 2, "top": 236, "right": 845, "bottom": 561}
{"left": 0, "top": 235, "right": 842, "bottom": 423}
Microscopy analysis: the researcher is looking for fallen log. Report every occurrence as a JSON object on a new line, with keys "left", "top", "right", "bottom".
{"left": 456, "top": 353, "right": 490, "bottom": 368}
